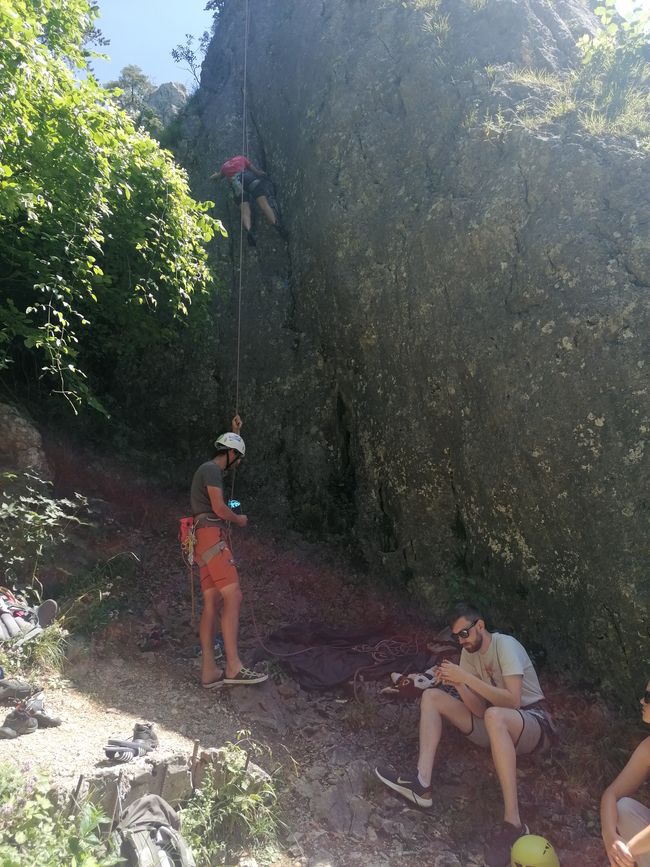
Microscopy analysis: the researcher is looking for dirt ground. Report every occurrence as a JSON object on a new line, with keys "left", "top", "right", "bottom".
{"left": 0, "top": 451, "right": 638, "bottom": 866}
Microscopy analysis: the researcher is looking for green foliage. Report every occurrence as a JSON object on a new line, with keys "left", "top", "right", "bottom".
{"left": 105, "top": 64, "right": 161, "bottom": 134}
{"left": 60, "top": 553, "right": 140, "bottom": 636}
{"left": 487, "top": 2, "right": 650, "bottom": 146}
{"left": 181, "top": 733, "right": 281, "bottom": 865}
{"left": 422, "top": 10, "right": 450, "bottom": 44}
{"left": 171, "top": 32, "right": 211, "bottom": 88}
{"left": 0, "top": 0, "right": 225, "bottom": 411}
{"left": 0, "top": 471, "right": 88, "bottom": 586}
{"left": 0, "top": 763, "right": 119, "bottom": 866}
{"left": 0, "top": 623, "right": 68, "bottom": 681}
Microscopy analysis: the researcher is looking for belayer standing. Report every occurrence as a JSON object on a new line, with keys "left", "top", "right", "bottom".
{"left": 211, "top": 154, "right": 288, "bottom": 246}
{"left": 190, "top": 415, "right": 267, "bottom": 688}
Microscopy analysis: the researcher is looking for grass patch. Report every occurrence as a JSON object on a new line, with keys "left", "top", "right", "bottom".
{"left": 180, "top": 733, "right": 283, "bottom": 865}
{"left": 0, "top": 623, "right": 68, "bottom": 681}
{"left": 483, "top": 7, "right": 650, "bottom": 148}
{"left": 0, "top": 763, "right": 118, "bottom": 866}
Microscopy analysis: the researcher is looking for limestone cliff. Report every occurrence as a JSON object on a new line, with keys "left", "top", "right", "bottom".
{"left": 182, "top": 0, "right": 650, "bottom": 692}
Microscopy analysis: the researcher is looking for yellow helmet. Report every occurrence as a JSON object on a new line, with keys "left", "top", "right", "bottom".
{"left": 511, "top": 834, "right": 560, "bottom": 867}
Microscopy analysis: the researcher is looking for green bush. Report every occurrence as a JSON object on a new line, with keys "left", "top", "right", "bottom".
{"left": 0, "top": 0, "right": 224, "bottom": 411}
{"left": 0, "top": 763, "right": 119, "bottom": 866}
{"left": 0, "top": 471, "right": 87, "bottom": 587}
{"left": 488, "top": 1, "right": 650, "bottom": 146}
{"left": 60, "top": 553, "right": 141, "bottom": 636}
{"left": 181, "top": 734, "right": 281, "bottom": 865}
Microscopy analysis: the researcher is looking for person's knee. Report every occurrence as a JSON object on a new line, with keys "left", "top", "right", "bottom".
{"left": 618, "top": 796, "right": 641, "bottom": 816}
{"left": 484, "top": 706, "right": 509, "bottom": 733}
{"left": 222, "top": 583, "right": 242, "bottom": 608}
{"left": 202, "top": 590, "right": 220, "bottom": 614}
{"left": 421, "top": 687, "right": 447, "bottom": 714}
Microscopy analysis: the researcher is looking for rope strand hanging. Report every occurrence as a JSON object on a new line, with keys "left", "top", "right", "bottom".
{"left": 230, "top": 0, "right": 250, "bottom": 505}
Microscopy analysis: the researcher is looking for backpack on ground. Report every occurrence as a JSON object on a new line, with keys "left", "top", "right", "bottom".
{"left": 110, "top": 794, "right": 196, "bottom": 867}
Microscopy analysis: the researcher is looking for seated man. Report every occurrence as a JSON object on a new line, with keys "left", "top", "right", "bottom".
{"left": 210, "top": 154, "right": 287, "bottom": 246}
{"left": 601, "top": 681, "right": 650, "bottom": 867}
{"left": 375, "top": 602, "right": 555, "bottom": 866}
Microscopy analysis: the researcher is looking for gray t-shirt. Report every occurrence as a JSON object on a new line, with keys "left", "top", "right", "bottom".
{"left": 190, "top": 461, "right": 223, "bottom": 516}
{"left": 459, "top": 632, "right": 544, "bottom": 708}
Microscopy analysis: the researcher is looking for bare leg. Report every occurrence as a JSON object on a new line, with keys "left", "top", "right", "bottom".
{"left": 219, "top": 582, "right": 244, "bottom": 678}
{"left": 200, "top": 588, "right": 223, "bottom": 684}
{"left": 417, "top": 688, "right": 474, "bottom": 785}
{"left": 239, "top": 202, "right": 253, "bottom": 231}
{"left": 484, "top": 707, "right": 525, "bottom": 826}
{"left": 255, "top": 195, "right": 277, "bottom": 226}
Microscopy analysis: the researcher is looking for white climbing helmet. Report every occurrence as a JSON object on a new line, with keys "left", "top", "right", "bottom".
{"left": 214, "top": 432, "right": 246, "bottom": 457}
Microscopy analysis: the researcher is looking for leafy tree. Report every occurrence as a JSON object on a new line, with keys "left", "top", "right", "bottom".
{"left": 106, "top": 64, "right": 155, "bottom": 113}
{"left": 171, "top": 32, "right": 211, "bottom": 87}
{"left": 0, "top": 0, "right": 224, "bottom": 412}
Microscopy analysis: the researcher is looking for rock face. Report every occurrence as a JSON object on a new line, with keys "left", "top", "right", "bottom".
{"left": 183, "top": 0, "right": 650, "bottom": 691}
{"left": 0, "top": 402, "right": 50, "bottom": 477}
{"left": 145, "top": 82, "right": 187, "bottom": 126}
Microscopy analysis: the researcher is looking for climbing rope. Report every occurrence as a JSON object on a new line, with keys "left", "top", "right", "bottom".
{"left": 234, "top": 0, "right": 250, "bottom": 418}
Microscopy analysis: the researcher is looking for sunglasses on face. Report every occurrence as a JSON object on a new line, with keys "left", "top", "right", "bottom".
{"left": 452, "top": 618, "right": 479, "bottom": 641}
{"left": 642, "top": 691, "right": 650, "bottom": 704}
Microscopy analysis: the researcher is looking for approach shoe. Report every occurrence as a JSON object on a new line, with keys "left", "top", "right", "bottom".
{"left": 23, "top": 691, "right": 62, "bottom": 728}
{"left": 0, "top": 708, "right": 38, "bottom": 738}
{"left": 132, "top": 722, "right": 158, "bottom": 750}
{"left": 0, "top": 677, "right": 38, "bottom": 703}
{"left": 374, "top": 766, "right": 433, "bottom": 808}
{"left": 107, "top": 722, "right": 157, "bottom": 753}
{"left": 223, "top": 667, "right": 268, "bottom": 686}
{"left": 484, "top": 821, "right": 529, "bottom": 867}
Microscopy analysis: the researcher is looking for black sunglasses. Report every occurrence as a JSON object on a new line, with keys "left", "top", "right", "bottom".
{"left": 452, "top": 618, "right": 479, "bottom": 641}
{"left": 642, "top": 691, "right": 650, "bottom": 704}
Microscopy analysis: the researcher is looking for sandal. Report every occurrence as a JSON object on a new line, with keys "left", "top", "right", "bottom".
{"left": 223, "top": 667, "right": 268, "bottom": 686}
{"left": 201, "top": 674, "right": 225, "bottom": 690}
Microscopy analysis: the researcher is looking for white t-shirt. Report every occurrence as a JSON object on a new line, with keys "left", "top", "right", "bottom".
{"left": 459, "top": 632, "right": 544, "bottom": 708}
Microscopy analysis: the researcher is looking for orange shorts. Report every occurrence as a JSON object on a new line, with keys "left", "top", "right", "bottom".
{"left": 194, "top": 522, "right": 239, "bottom": 593}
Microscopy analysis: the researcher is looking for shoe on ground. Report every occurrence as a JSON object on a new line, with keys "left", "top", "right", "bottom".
{"left": 484, "top": 821, "right": 529, "bottom": 867}
{"left": 132, "top": 722, "right": 158, "bottom": 750}
{"left": 23, "top": 690, "right": 62, "bottom": 728}
{"left": 104, "top": 743, "right": 150, "bottom": 763}
{"left": 223, "top": 667, "right": 268, "bottom": 686}
{"left": 1, "top": 708, "right": 38, "bottom": 737}
{"left": 36, "top": 599, "right": 58, "bottom": 627}
{"left": 0, "top": 678, "right": 38, "bottom": 703}
{"left": 374, "top": 766, "right": 433, "bottom": 808}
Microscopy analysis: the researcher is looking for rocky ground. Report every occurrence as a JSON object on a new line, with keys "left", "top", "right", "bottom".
{"left": 0, "top": 449, "right": 634, "bottom": 866}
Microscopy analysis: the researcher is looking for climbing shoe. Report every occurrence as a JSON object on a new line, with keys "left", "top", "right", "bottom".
{"left": 247, "top": 231, "right": 257, "bottom": 247}
{"left": 374, "top": 766, "right": 433, "bottom": 808}
{"left": 0, "top": 708, "right": 38, "bottom": 738}
{"left": 484, "top": 821, "right": 529, "bottom": 867}
{"left": 274, "top": 222, "right": 289, "bottom": 241}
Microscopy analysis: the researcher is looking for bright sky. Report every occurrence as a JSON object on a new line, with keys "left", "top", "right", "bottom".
{"left": 92, "top": 0, "right": 214, "bottom": 88}
{"left": 617, "top": 0, "right": 650, "bottom": 16}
